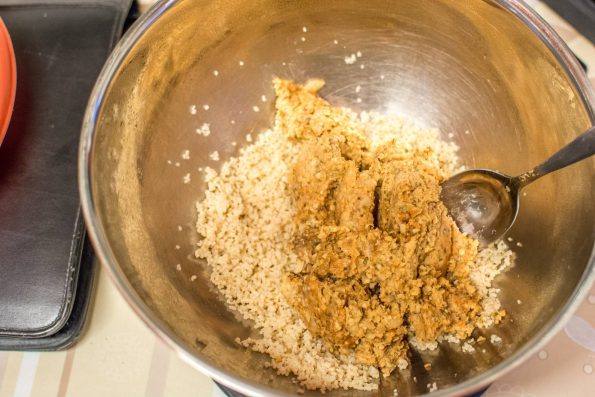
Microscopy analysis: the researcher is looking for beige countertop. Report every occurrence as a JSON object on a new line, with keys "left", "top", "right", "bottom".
{"left": 1, "top": 1, "right": 594, "bottom": 396}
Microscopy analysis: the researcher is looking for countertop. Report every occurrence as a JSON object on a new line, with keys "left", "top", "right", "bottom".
{"left": 1, "top": 1, "right": 594, "bottom": 396}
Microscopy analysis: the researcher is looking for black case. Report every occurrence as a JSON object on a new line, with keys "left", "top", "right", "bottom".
{"left": 0, "top": 0, "right": 131, "bottom": 349}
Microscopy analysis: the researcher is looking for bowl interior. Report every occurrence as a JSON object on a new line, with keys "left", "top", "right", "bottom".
{"left": 85, "top": 0, "right": 595, "bottom": 395}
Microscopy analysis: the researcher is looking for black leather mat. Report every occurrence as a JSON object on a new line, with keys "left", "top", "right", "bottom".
{"left": 0, "top": 0, "right": 131, "bottom": 349}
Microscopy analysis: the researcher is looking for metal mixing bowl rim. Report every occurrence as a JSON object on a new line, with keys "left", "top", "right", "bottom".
{"left": 78, "top": 0, "right": 595, "bottom": 396}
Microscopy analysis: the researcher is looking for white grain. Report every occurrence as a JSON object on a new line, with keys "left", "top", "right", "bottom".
{"left": 209, "top": 150, "right": 220, "bottom": 161}
{"left": 344, "top": 54, "right": 357, "bottom": 64}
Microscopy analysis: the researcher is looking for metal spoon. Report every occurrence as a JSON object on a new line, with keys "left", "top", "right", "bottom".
{"left": 440, "top": 126, "right": 595, "bottom": 247}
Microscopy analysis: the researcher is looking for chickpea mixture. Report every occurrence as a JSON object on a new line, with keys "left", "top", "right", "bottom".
{"left": 276, "top": 78, "right": 503, "bottom": 375}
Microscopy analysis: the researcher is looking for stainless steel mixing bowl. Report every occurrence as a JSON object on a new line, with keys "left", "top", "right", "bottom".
{"left": 79, "top": 0, "right": 595, "bottom": 395}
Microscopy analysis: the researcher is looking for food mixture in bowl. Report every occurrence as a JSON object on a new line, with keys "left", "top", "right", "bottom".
{"left": 195, "top": 79, "right": 514, "bottom": 391}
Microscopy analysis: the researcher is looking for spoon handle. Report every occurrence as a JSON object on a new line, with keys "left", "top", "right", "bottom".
{"left": 513, "top": 125, "right": 595, "bottom": 189}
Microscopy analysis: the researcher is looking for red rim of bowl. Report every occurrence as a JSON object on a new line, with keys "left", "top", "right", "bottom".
{"left": 0, "top": 17, "right": 16, "bottom": 146}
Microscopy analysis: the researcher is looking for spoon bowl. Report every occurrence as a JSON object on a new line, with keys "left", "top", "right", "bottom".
{"left": 441, "top": 126, "right": 595, "bottom": 247}
{"left": 440, "top": 169, "right": 518, "bottom": 247}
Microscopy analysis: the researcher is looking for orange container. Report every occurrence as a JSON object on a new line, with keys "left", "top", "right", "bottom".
{"left": 0, "top": 17, "right": 16, "bottom": 146}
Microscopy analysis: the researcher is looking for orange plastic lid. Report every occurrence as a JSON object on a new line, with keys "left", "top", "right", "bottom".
{"left": 0, "top": 17, "right": 16, "bottom": 146}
